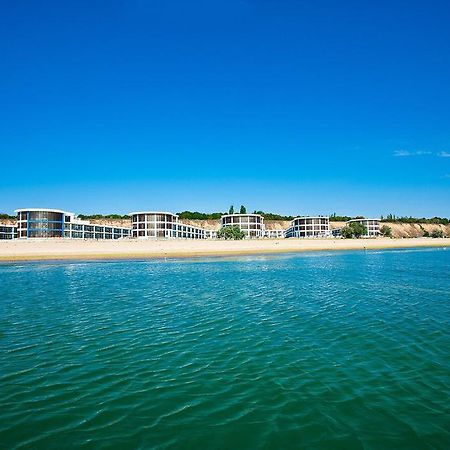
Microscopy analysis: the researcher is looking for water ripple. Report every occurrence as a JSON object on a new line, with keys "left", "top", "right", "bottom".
{"left": 1, "top": 249, "right": 449, "bottom": 449}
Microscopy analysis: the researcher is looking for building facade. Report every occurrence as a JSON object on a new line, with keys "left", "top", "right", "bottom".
{"left": 204, "top": 230, "right": 217, "bottom": 239}
{"left": 220, "top": 214, "right": 264, "bottom": 238}
{"left": 263, "top": 229, "right": 285, "bottom": 239}
{"left": 130, "top": 212, "right": 206, "bottom": 239}
{"left": 346, "top": 219, "right": 380, "bottom": 237}
{"left": 14, "top": 209, "right": 131, "bottom": 239}
{"left": 0, "top": 225, "right": 17, "bottom": 240}
{"left": 285, "top": 216, "right": 330, "bottom": 238}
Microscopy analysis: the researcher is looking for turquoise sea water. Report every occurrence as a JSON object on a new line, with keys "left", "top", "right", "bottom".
{"left": 1, "top": 248, "right": 449, "bottom": 449}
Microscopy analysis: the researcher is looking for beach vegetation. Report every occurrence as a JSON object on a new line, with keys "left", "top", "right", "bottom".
{"left": 217, "top": 225, "right": 245, "bottom": 240}
{"left": 430, "top": 229, "right": 444, "bottom": 238}
{"left": 178, "top": 211, "right": 224, "bottom": 220}
{"left": 341, "top": 222, "right": 367, "bottom": 238}
{"left": 382, "top": 214, "right": 449, "bottom": 225}
{"left": 329, "top": 213, "right": 353, "bottom": 222}
{"left": 0, "top": 213, "right": 16, "bottom": 220}
{"left": 340, "top": 226, "right": 353, "bottom": 239}
{"left": 380, "top": 225, "right": 392, "bottom": 237}
{"left": 253, "top": 211, "right": 294, "bottom": 221}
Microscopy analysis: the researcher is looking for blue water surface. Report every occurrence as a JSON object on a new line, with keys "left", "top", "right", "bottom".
{"left": 1, "top": 248, "right": 449, "bottom": 449}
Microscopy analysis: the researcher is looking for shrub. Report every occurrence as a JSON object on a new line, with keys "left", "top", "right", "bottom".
{"left": 217, "top": 225, "right": 245, "bottom": 240}
{"left": 350, "top": 222, "right": 367, "bottom": 238}
{"left": 340, "top": 226, "right": 354, "bottom": 239}
{"left": 430, "top": 229, "right": 444, "bottom": 238}
{"left": 341, "top": 222, "right": 368, "bottom": 239}
{"left": 380, "top": 225, "right": 392, "bottom": 237}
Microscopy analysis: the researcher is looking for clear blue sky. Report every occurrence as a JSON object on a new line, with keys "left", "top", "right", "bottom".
{"left": 1, "top": 0, "right": 449, "bottom": 217}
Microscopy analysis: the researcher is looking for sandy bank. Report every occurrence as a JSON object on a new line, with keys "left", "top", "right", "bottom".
{"left": 0, "top": 238, "right": 448, "bottom": 262}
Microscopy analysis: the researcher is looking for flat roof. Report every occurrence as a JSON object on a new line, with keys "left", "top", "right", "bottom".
{"left": 15, "top": 208, "right": 74, "bottom": 215}
{"left": 347, "top": 218, "right": 379, "bottom": 222}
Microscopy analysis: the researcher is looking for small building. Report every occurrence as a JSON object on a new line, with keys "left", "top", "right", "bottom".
{"left": 0, "top": 225, "right": 17, "bottom": 240}
{"left": 14, "top": 209, "right": 131, "bottom": 239}
{"left": 130, "top": 212, "right": 206, "bottom": 239}
{"left": 263, "top": 229, "right": 285, "bottom": 239}
{"left": 204, "top": 230, "right": 217, "bottom": 239}
{"left": 346, "top": 219, "right": 380, "bottom": 237}
{"left": 285, "top": 216, "right": 330, "bottom": 238}
{"left": 220, "top": 214, "right": 264, "bottom": 238}
{"left": 331, "top": 227, "right": 343, "bottom": 237}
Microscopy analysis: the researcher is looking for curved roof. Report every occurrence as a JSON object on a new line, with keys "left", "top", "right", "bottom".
{"left": 128, "top": 211, "right": 178, "bottom": 218}
{"left": 14, "top": 208, "right": 73, "bottom": 215}
{"left": 221, "top": 213, "right": 263, "bottom": 218}
{"left": 291, "top": 216, "right": 329, "bottom": 221}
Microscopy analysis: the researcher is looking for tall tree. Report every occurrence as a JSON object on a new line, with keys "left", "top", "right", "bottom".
{"left": 229, "top": 205, "right": 234, "bottom": 214}
{"left": 239, "top": 205, "right": 247, "bottom": 214}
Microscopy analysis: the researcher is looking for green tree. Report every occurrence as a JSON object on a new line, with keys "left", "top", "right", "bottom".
{"left": 229, "top": 205, "right": 234, "bottom": 214}
{"left": 340, "top": 226, "right": 354, "bottom": 239}
{"left": 217, "top": 225, "right": 245, "bottom": 240}
{"left": 350, "top": 221, "right": 367, "bottom": 238}
{"left": 430, "top": 229, "right": 444, "bottom": 238}
{"left": 341, "top": 222, "right": 368, "bottom": 239}
{"left": 239, "top": 205, "right": 247, "bottom": 214}
{"left": 0, "top": 213, "right": 16, "bottom": 220}
{"left": 329, "top": 213, "right": 352, "bottom": 222}
{"left": 178, "top": 211, "right": 224, "bottom": 220}
{"left": 380, "top": 225, "right": 392, "bottom": 237}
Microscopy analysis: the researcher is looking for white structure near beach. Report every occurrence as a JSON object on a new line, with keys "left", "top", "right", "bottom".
{"left": 0, "top": 224, "right": 17, "bottom": 240}
{"left": 285, "top": 216, "right": 330, "bottom": 238}
{"left": 130, "top": 212, "right": 207, "bottom": 239}
{"left": 2, "top": 208, "right": 382, "bottom": 241}
{"left": 220, "top": 214, "right": 265, "bottom": 238}
{"left": 263, "top": 229, "right": 285, "bottom": 239}
{"left": 347, "top": 218, "right": 380, "bottom": 237}
{"left": 14, "top": 208, "right": 131, "bottom": 239}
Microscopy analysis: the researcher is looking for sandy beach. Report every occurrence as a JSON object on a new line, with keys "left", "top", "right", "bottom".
{"left": 0, "top": 238, "right": 448, "bottom": 262}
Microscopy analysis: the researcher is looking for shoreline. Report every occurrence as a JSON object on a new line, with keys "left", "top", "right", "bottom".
{"left": 0, "top": 238, "right": 448, "bottom": 262}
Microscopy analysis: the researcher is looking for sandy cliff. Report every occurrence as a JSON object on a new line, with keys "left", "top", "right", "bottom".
{"left": 1, "top": 218, "right": 449, "bottom": 238}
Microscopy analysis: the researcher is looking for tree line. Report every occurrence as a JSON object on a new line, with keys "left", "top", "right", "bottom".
{"left": 380, "top": 214, "right": 449, "bottom": 225}
{"left": 1, "top": 210, "right": 449, "bottom": 224}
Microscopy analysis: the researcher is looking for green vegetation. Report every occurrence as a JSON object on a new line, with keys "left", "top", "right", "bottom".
{"left": 382, "top": 214, "right": 449, "bottom": 225}
{"left": 178, "top": 209, "right": 294, "bottom": 221}
{"left": 341, "top": 222, "right": 367, "bottom": 239}
{"left": 430, "top": 229, "right": 444, "bottom": 238}
{"left": 0, "top": 213, "right": 16, "bottom": 220}
{"left": 380, "top": 225, "right": 392, "bottom": 237}
{"left": 217, "top": 225, "right": 245, "bottom": 240}
{"left": 253, "top": 211, "right": 294, "bottom": 221}
{"left": 329, "top": 213, "right": 365, "bottom": 222}
{"left": 329, "top": 213, "right": 352, "bottom": 222}
{"left": 177, "top": 211, "right": 224, "bottom": 220}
